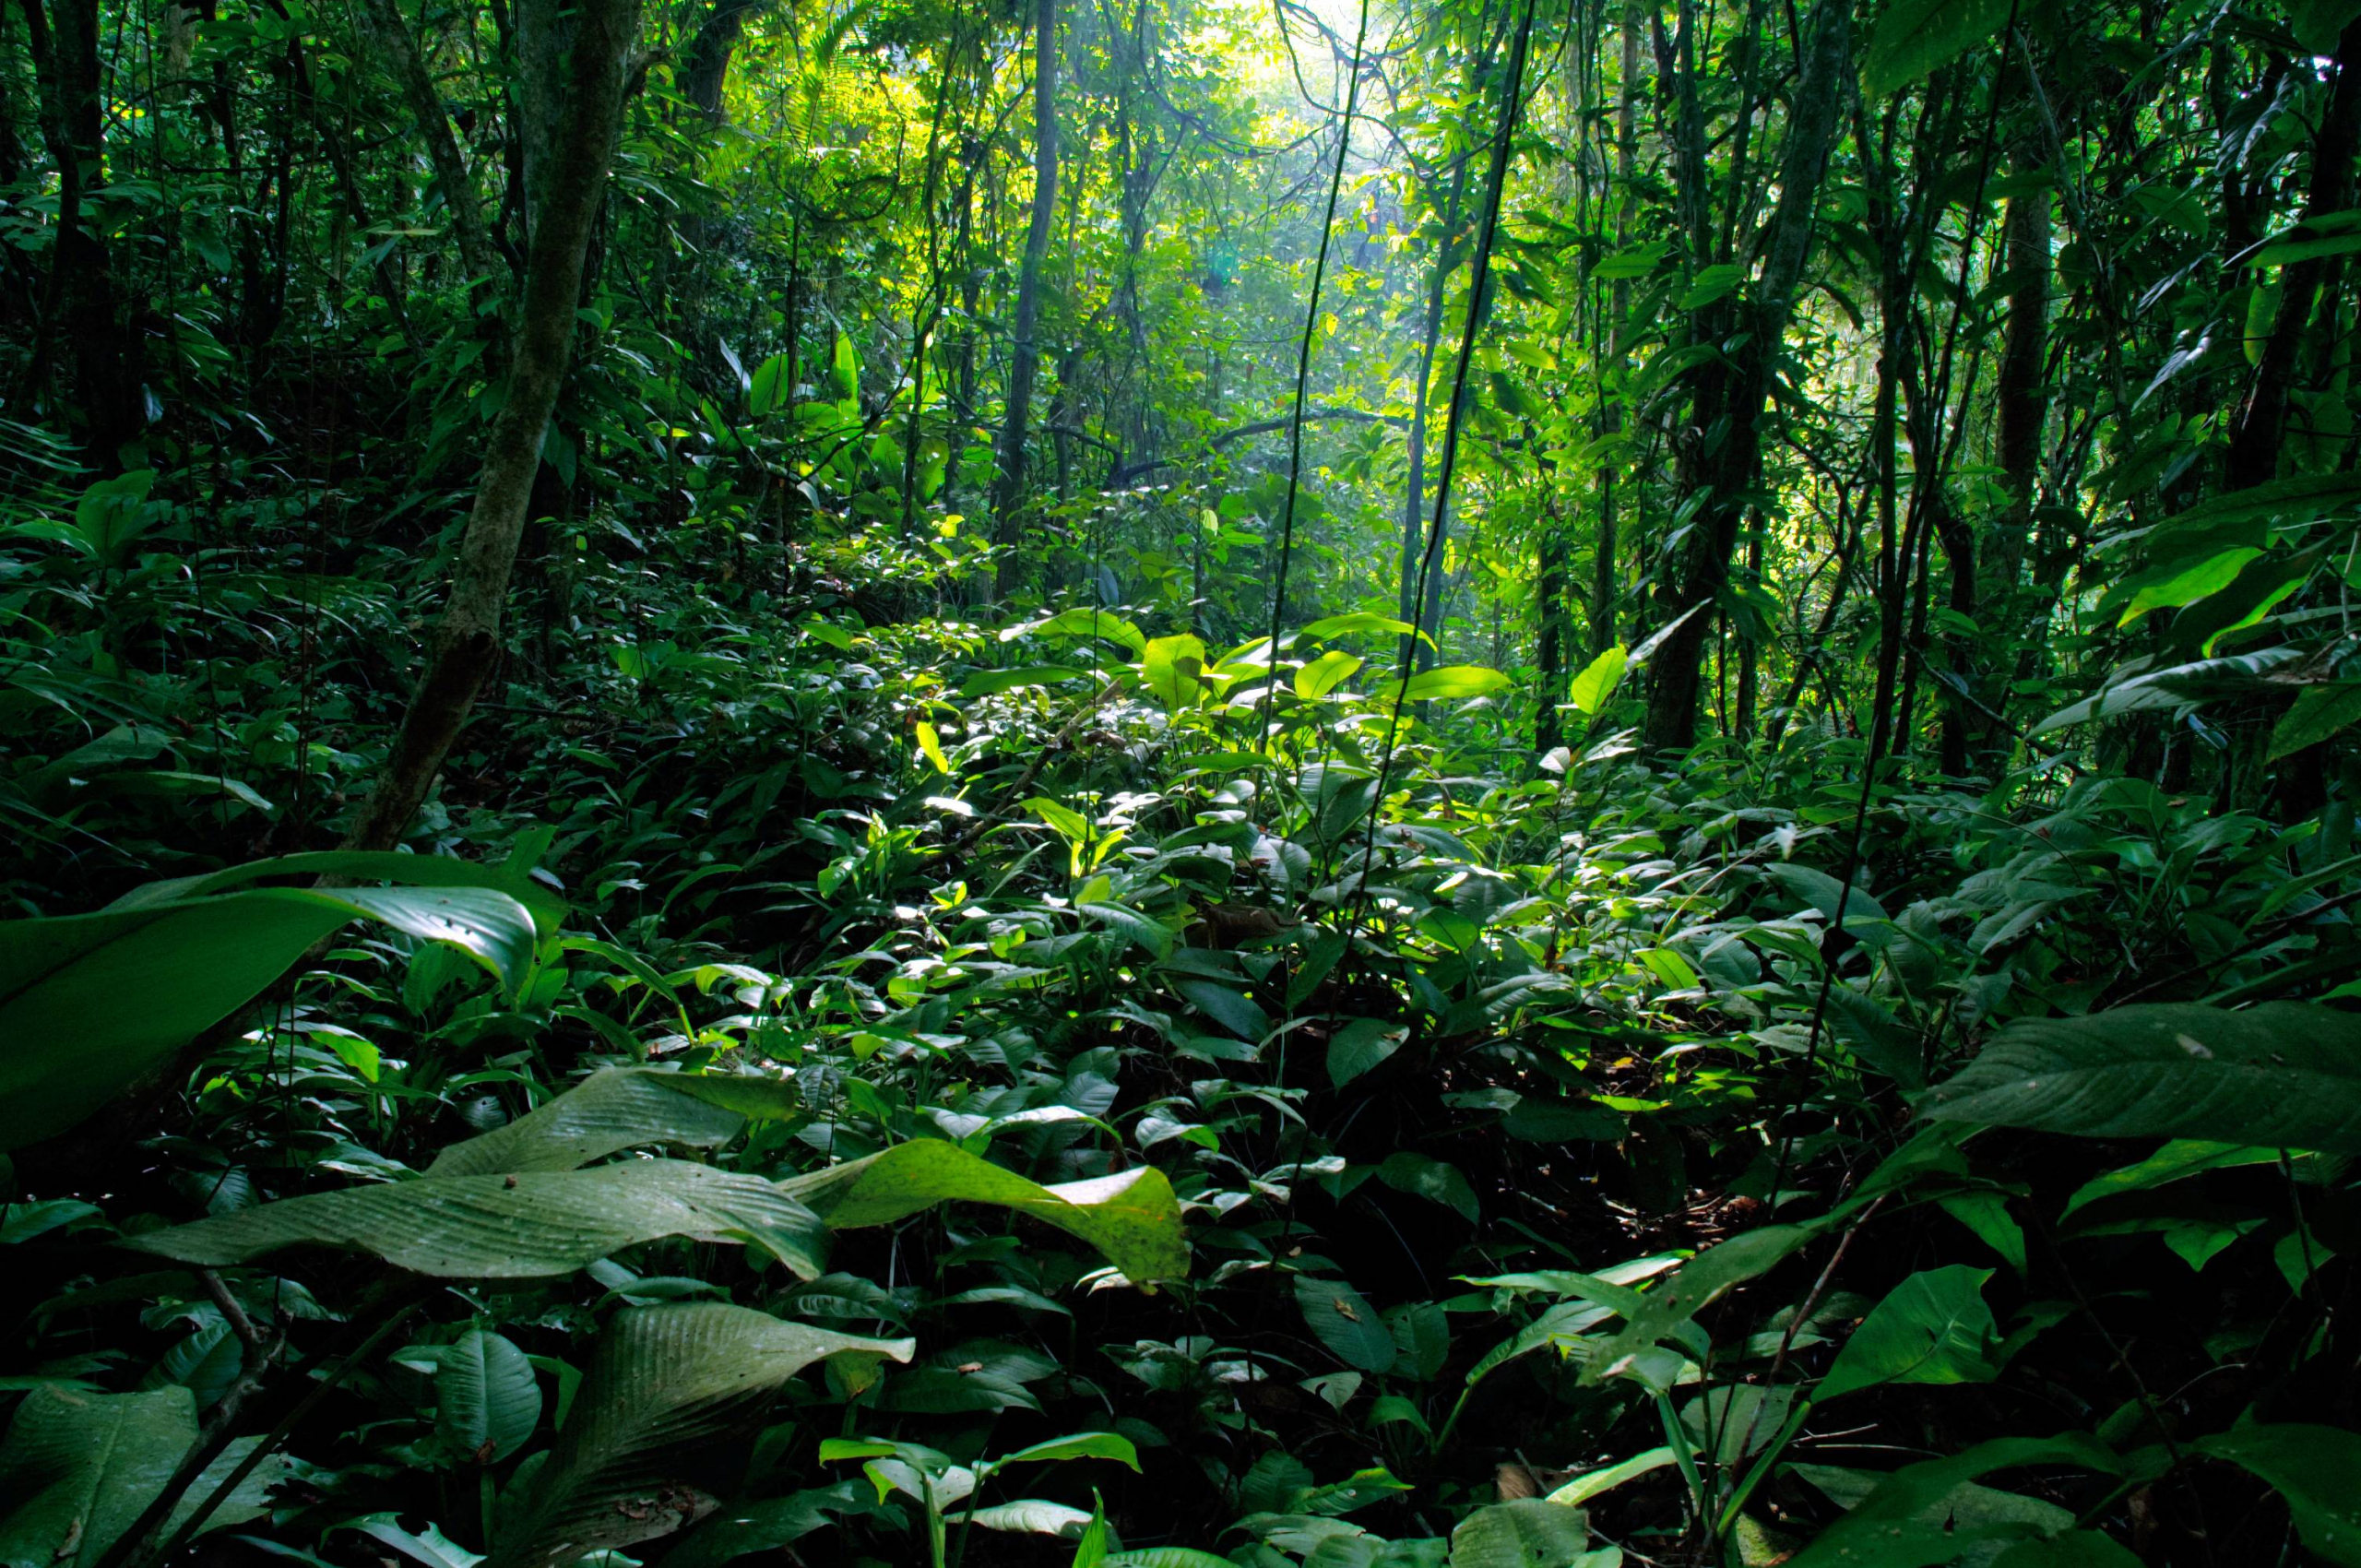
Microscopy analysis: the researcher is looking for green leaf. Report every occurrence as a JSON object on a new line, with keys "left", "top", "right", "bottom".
{"left": 1143, "top": 635, "right": 1208, "bottom": 710}
{"left": 1021, "top": 609, "right": 1147, "bottom": 656}
{"left": 1566, "top": 645, "right": 1627, "bottom": 715}
{"left": 1173, "top": 978, "right": 1268, "bottom": 1041}
{"left": 0, "top": 878, "right": 540, "bottom": 1151}
{"left": 1294, "top": 649, "right": 1363, "bottom": 699}
{"left": 1446, "top": 1499, "right": 1594, "bottom": 1568}
{"left": 2270, "top": 684, "right": 2361, "bottom": 761}
{"left": 1327, "top": 1017, "right": 1408, "bottom": 1087}
{"left": 748, "top": 353, "right": 789, "bottom": 417}
{"left": 1398, "top": 665, "right": 1512, "bottom": 702}
{"left": 1584, "top": 1226, "right": 1816, "bottom": 1384}
{"left": 2192, "top": 1425, "right": 2361, "bottom": 1565}
{"left": 1295, "top": 1275, "right": 1397, "bottom": 1373}
{"left": 125, "top": 1161, "right": 829, "bottom": 1278}
{"left": 488, "top": 1305, "right": 912, "bottom": 1568}
{"left": 1679, "top": 264, "right": 1744, "bottom": 310}
{"left": 2116, "top": 547, "right": 2261, "bottom": 627}
{"left": 1783, "top": 1435, "right": 2121, "bottom": 1568}
{"left": 1545, "top": 1447, "right": 1676, "bottom": 1506}
{"left": 1921, "top": 1003, "right": 2361, "bottom": 1152}
{"left": 1105, "top": 1552, "right": 1237, "bottom": 1568}
{"left": 2060, "top": 1141, "right": 2279, "bottom": 1220}
{"left": 1861, "top": 0, "right": 2014, "bottom": 99}
{"left": 960, "top": 664, "right": 1090, "bottom": 698}
{"left": 437, "top": 1330, "right": 541, "bottom": 1463}
{"left": 779, "top": 1140, "right": 1190, "bottom": 1284}
{"left": 916, "top": 721, "right": 952, "bottom": 775}
{"left": 1376, "top": 1152, "right": 1479, "bottom": 1223}
{"left": 1818, "top": 1266, "right": 2001, "bottom": 1402}
{"left": 1299, "top": 611, "right": 1417, "bottom": 642}
{"left": 992, "top": 1433, "right": 1142, "bottom": 1470}
{"left": 655, "top": 1485, "right": 878, "bottom": 1568}
{"left": 428, "top": 1069, "right": 801, "bottom": 1179}
{"left": 0, "top": 1385, "right": 197, "bottom": 1568}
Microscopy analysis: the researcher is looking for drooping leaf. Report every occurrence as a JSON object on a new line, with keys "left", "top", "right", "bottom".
{"left": 1818, "top": 1266, "right": 2001, "bottom": 1401}
{"left": 779, "top": 1140, "right": 1189, "bottom": 1284}
{"left": 1921, "top": 1003, "right": 2361, "bottom": 1152}
{"left": 1584, "top": 1226, "right": 1816, "bottom": 1385}
{"left": 488, "top": 1305, "right": 912, "bottom": 1568}
{"left": 125, "top": 1162, "right": 829, "bottom": 1278}
{"left": 0, "top": 880, "right": 540, "bottom": 1151}
{"left": 959, "top": 1501, "right": 1094, "bottom": 1536}
{"left": 427, "top": 1070, "right": 801, "bottom": 1179}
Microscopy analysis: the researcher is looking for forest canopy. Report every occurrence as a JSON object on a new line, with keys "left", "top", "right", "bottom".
{"left": 3, "top": 0, "right": 2361, "bottom": 1562}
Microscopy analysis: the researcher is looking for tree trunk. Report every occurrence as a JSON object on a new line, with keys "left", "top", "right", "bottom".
{"left": 1589, "top": 0, "right": 1643, "bottom": 659}
{"left": 1397, "top": 158, "right": 1469, "bottom": 669}
{"left": 15, "top": 0, "right": 143, "bottom": 467}
{"left": 343, "top": 0, "right": 642, "bottom": 851}
{"left": 2227, "top": 17, "right": 2361, "bottom": 490}
{"left": 990, "top": 0, "right": 1061, "bottom": 596}
{"left": 1641, "top": 0, "right": 1850, "bottom": 753}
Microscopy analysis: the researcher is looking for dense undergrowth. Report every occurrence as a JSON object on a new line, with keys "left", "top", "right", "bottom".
{"left": 6, "top": 493, "right": 2360, "bottom": 1568}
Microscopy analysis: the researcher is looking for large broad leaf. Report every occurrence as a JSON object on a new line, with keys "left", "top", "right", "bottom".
{"left": 437, "top": 1330, "right": 542, "bottom": 1464}
{"left": 0, "top": 1386, "right": 197, "bottom": 1568}
{"left": 429, "top": 1070, "right": 801, "bottom": 1178}
{"left": 1818, "top": 1266, "right": 2001, "bottom": 1401}
{"left": 1921, "top": 1003, "right": 2361, "bottom": 1153}
{"left": 125, "top": 1162, "right": 828, "bottom": 1278}
{"left": 488, "top": 1305, "right": 911, "bottom": 1568}
{"left": 1566, "top": 645, "right": 1628, "bottom": 716}
{"left": 780, "top": 1140, "right": 1189, "bottom": 1285}
{"left": 1861, "top": 0, "right": 2013, "bottom": 97}
{"left": 1783, "top": 1435, "right": 2121, "bottom": 1568}
{"left": 1295, "top": 1275, "right": 1397, "bottom": 1373}
{"left": 2194, "top": 1425, "right": 2361, "bottom": 1566}
{"left": 1142, "top": 635, "right": 1208, "bottom": 710}
{"left": 0, "top": 878, "right": 540, "bottom": 1150}
{"left": 1446, "top": 1500, "right": 1598, "bottom": 1568}
{"left": 1396, "top": 665, "right": 1513, "bottom": 703}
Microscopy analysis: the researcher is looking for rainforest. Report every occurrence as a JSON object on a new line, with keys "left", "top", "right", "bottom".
{"left": 3, "top": 0, "right": 2361, "bottom": 1560}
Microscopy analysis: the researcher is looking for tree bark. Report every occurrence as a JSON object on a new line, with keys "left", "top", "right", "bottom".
{"left": 343, "top": 0, "right": 642, "bottom": 851}
{"left": 14, "top": 0, "right": 143, "bottom": 466}
{"left": 361, "top": 0, "right": 508, "bottom": 297}
{"left": 2227, "top": 18, "right": 2361, "bottom": 490}
{"left": 990, "top": 0, "right": 1062, "bottom": 596}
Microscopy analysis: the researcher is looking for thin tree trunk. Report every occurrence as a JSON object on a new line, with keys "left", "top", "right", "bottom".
{"left": 990, "top": 0, "right": 1061, "bottom": 595}
{"left": 1642, "top": 0, "right": 1850, "bottom": 752}
{"left": 1589, "top": 0, "right": 1642, "bottom": 658}
{"left": 343, "top": 0, "right": 642, "bottom": 850}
